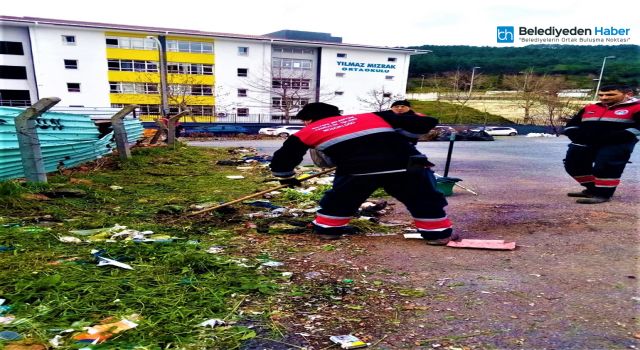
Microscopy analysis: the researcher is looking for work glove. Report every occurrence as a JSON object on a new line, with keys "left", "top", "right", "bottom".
{"left": 278, "top": 177, "right": 302, "bottom": 187}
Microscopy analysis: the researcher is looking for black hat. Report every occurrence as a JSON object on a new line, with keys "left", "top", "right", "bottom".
{"left": 391, "top": 100, "right": 411, "bottom": 107}
{"left": 296, "top": 102, "right": 341, "bottom": 121}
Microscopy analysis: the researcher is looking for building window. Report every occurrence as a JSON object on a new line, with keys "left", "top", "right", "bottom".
{"left": 105, "top": 36, "right": 157, "bottom": 50}
{"left": 237, "top": 68, "right": 248, "bottom": 77}
{"left": 335, "top": 91, "right": 344, "bottom": 96}
{"left": 0, "top": 66, "right": 27, "bottom": 79}
{"left": 382, "top": 93, "right": 392, "bottom": 98}
{"left": 237, "top": 89, "right": 247, "bottom": 97}
{"left": 388, "top": 57, "right": 397, "bottom": 62}
{"left": 337, "top": 53, "right": 347, "bottom": 58}
{"left": 385, "top": 75, "right": 394, "bottom": 80}
{"left": 62, "top": 35, "right": 76, "bottom": 45}
{"left": 107, "top": 59, "right": 158, "bottom": 72}
{"left": 166, "top": 40, "right": 213, "bottom": 53}
{"left": 0, "top": 41, "right": 24, "bottom": 55}
{"left": 238, "top": 46, "right": 249, "bottom": 55}
{"left": 237, "top": 108, "right": 249, "bottom": 117}
{"left": 272, "top": 78, "right": 310, "bottom": 90}
{"left": 67, "top": 83, "right": 81, "bottom": 92}
{"left": 336, "top": 72, "right": 345, "bottom": 77}
{"left": 166, "top": 62, "right": 214, "bottom": 75}
{"left": 64, "top": 59, "right": 78, "bottom": 69}
{"left": 272, "top": 58, "right": 312, "bottom": 70}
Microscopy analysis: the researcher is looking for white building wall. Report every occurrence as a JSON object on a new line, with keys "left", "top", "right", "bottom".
{"left": 29, "top": 25, "right": 110, "bottom": 107}
{"left": 214, "top": 38, "right": 272, "bottom": 116}
{"left": 319, "top": 47, "right": 411, "bottom": 114}
{"left": 0, "top": 25, "right": 38, "bottom": 102}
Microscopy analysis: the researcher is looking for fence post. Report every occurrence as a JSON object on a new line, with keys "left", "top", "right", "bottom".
{"left": 14, "top": 97, "right": 61, "bottom": 183}
{"left": 110, "top": 105, "right": 138, "bottom": 160}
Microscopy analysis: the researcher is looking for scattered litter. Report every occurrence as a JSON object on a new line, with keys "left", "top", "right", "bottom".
{"left": 91, "top": 250, "right": 133, "bottom": 270}
{"left": 0, "top": 330, "right": 22, "bottom": 340}
{"left": 446, "top": 239, "right": 516, "bottom": 250}
{"left": 305, "top": 271, "right": 322, "bottom": 279}
{"left": 0, "top": 315, "right": 15, "bottom": 324}
{"left": 109, "top": 185, "right": 123, "bottom": 190}
{"left": 0, "top": 245, "right": 14, "bottom": 252}
{"left": 198, "top": 318, "right": 226, "bottom": 328}
{"left": 68, "top": 225, "right": 176, "bottom": 243}
{"left": 206, "top": 246, "right": 224, "bottom": 254}
{"left": 282, "top": 272, "right": 293, "bottom": 278}
{"left": 261, "top": 261, "right": 284, "bottom": 267}
{"left": 403, "top": 233, "right": 423, "bottom": 239}
{"left": 73, "top": 317, "right": 138, "bottom": 344}
{"left": 58, "top": 236, "right": 83, "bottom": 244}
{"left": 226, "top": 175, "right": 245, "bottom": 179}
{"left": 244, "top": 200, "right": 282, "bottom": 209}
{"left": 329, "top": 334, "right": 368, "bottom": 349}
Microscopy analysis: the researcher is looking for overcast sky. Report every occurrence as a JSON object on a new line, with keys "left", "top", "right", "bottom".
{"left": 4, "top": 0, "right": 639, "bottom": 47}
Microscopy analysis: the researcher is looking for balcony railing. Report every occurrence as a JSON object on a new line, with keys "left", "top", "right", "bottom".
{"left": 0, "top": 99, "right": 31, "bottom": 107}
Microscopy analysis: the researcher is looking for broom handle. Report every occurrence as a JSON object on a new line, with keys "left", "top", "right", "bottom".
{"left": 187, "top": 168, "right": 336, "bottom": 216}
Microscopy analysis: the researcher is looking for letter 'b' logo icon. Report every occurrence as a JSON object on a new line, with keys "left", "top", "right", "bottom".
{"left": 497, "top": 26, "right": 514, "bottom": 43}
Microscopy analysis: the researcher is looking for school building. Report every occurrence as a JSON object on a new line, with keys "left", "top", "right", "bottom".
{"left": 0, "top": 16, "right": 426, "bottom": 123}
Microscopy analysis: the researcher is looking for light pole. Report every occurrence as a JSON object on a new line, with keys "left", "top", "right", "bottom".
{"left": 420, "top": 74, "right": 425, "bottom": 91}
{"left": 146, "top": 36, "right": 169, "bottom": 117}
{"left": 594, "top": 56, "right": 615, "bottom": 100}
{"left": 468, "top": 66, "right": 481, "bottom": 97}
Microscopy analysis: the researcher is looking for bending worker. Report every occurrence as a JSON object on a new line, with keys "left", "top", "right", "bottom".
{"left": 269, "top": 102, "right": 453, "bottom": 244}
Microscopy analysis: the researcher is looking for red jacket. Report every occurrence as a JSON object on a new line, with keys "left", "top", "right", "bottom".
{"left": 270, "top": 111, "right": 437, "bottom": 176}
{"left": 564, "top": 98, "right": 640, "bottom": 144}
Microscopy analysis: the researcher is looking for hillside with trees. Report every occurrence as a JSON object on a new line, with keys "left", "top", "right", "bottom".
{"left": 407, "top": 45, "right": 639, "bottom": 90}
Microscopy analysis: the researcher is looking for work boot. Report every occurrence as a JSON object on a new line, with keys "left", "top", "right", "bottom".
{"left": 576, "top": 197, "right": 610, "bottom": 204}
{"left": 420, "top": 228, "right": 453, "bottom": 246}
{"left": 425, "top": 237, "right": 451, "bottom": 246}
{"left": 312, "top": 224, "right": 353, "bottom": 240}
{"left": 567, "top": 189, "right": 594, "bottom": 198}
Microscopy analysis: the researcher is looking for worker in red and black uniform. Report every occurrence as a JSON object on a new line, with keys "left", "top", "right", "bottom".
{"left": 563, "top": 84, "right": 640, "bottom": 204}
{"left": 389, "top": 99, "right": 428, "bottom": 145}
{"left": 270, "top": 102, "right": 453, "bottom": 244}
{"left": 389, "top": 99, "right": 439, "bottom": 188}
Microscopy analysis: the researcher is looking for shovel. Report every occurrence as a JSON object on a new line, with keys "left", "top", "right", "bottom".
{"left": 187, "top": 167, "right": 336, "bottom": 216}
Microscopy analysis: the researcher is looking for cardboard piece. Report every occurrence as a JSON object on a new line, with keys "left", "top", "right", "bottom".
{"left": 446, "top": 239, "right": 516, "bottom": 250}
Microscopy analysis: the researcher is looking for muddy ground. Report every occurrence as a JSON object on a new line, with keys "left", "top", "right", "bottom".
{"left": 195, "top": 137, "right": 639, "bottom": 350}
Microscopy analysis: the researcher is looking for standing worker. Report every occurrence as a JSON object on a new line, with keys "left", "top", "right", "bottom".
{"left": 270, "top": 102, "right": 454, "bottom": 244}
{"left": 563, "top": 84, "right": 639, "bottom": 204}
{"left": 389, "top": 99, "right": 428, "bottom": 144}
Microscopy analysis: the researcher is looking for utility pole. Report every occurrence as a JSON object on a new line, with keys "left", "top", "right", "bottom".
{"left": 468, "top": 66, "right": 481, "bottom": 97}
{"left": 594, "top": 56, "right": 615, "bottom": 100}
{"left": 147, "top": 36, "right": 169, "bottom": 117}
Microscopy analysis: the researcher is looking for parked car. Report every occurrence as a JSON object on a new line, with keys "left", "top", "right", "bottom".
{"left": 183, "top": 125, "right": 249, "bottom": 136}
{"left": 271, "top": 125, "right": 305, "bottom": 137}
{"left": 470, "top": 126, "right": 518, "bottom": 136}
{"left": 258, "top": 127, "right": 277, "bottom": 135}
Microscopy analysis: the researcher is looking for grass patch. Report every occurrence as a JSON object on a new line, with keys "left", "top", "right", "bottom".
{"left": 0, "top": 145, "right": 293, "bottom": 349}
{"left": 410, "top": 100, "right": 514, "bottom": 125}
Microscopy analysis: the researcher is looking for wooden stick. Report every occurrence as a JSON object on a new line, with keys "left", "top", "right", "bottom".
{"left": 187, "top": 168, "right": 336, "bottom": 216}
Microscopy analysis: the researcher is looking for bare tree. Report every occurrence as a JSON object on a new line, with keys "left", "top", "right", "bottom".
{"left": 357, "top": 87, "right": 404, "bottom": 111}
{"left": 531, "top": 78, "right": 581, "bottom": 135}
{"left": 503, "top": 68, "right": 548, "bottom": 124}
{"left": 438, "top": 69, "right": 487, "bottom": 123}
{"left": 242, "top": 65, "right": 316, "bottom": 123}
